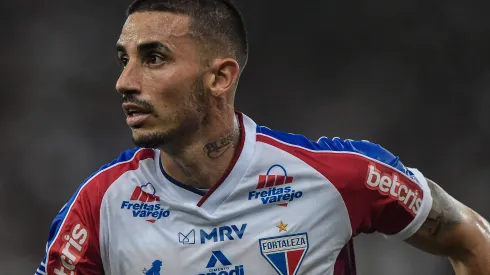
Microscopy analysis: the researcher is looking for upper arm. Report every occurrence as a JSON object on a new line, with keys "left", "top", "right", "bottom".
{"left": 322, "top": 139, "right": 490, "bottom": 270}
{"left": 36, "top": 182, "right": 103, "bottom": 275}
{"left": 312, "top": 138, "right": 434, "bottom": 238}
{"left": 405, "top": 178, "right": 463, "bottom": 255}
{"left": 406, "top": 178, "right": 490, "bottom": 260}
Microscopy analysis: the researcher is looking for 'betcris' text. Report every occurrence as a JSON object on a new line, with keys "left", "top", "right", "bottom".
{"left": 366, "top": 164, "right": 423, "bottom": 216}
{"left": 54, "top": 224, "right": 88, "bottom": 275}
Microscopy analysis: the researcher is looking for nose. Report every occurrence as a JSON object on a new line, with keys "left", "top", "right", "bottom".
{"left": 116, "top": 63, "right": 141, "bottom": 96}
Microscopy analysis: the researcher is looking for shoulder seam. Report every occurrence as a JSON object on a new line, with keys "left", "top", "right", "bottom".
{"left": 257, "top": 133, "right": 420, "bottom": 186}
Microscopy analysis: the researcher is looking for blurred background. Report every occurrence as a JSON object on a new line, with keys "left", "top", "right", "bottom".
{"left": 1, "top": 0, "right": 489, "bottom": 274}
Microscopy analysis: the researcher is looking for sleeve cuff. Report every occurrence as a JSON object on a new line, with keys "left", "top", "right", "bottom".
{"left": 382, "top": 168, "right": 433, "bottom": 241}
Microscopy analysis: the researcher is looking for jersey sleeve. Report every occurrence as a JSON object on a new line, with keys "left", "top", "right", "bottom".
{"left": 35, "top": 180, "right": 103, "bottom": 275}
{"left": 317, "top": 138, "right": 433, "bottom": 241}
{"left": 255, "top": 127, "right": 433, "bottom": 241}
{"left": 35, "top": 148, "right": 154, "bottom": 275}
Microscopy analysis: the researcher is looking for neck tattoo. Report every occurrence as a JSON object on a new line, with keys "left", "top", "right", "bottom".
{"left": 203, "top": 116, "right": 240, "bottom": 159}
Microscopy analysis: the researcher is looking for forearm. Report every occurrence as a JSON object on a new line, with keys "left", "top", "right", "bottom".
{"left": 449, "top": 208, "right": 490, "bottom": 275}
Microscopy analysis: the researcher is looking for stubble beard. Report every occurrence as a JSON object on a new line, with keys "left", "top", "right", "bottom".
{"left": 132, "top": 77, "right": 209, "bottom": 151}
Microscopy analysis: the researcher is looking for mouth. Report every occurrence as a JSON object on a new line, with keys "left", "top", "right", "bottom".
{"left": 122, "top": 103, "right": 152, "bottom": 127}
{"left": 122, "top": 103, "right": 151, "bottom": 116}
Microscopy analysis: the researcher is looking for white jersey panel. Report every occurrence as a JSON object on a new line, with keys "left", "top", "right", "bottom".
{"left": 98, "top": 123, "right": 352, "bottom": 274}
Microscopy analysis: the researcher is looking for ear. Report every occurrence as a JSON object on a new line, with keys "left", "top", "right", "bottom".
{"left": 204, "top": 58, "right": 240, "bottom": 97}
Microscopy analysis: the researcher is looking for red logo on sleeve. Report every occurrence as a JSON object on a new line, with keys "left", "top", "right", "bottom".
{"left": 365, "top": 164, "right": 423, "bottom": 216}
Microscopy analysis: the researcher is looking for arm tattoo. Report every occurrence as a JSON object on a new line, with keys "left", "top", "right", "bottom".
{"left": 421, "top": 178, "right": 462, "bottom": 238}
{"left": 204, "top": 134, "right": 235, "bottom": 159}
{"left": 406, "top": 178, "right": 463, "bottom": 255}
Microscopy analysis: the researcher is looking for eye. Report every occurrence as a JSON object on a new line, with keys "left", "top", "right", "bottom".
{"left": 118, "top": 54, "right": 129, "bottom": 67}
{"left": 146, "top": 54, "right": 166, "bottom": 66}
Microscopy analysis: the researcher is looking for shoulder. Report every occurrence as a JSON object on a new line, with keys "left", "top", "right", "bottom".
{"left": 73, "top": 148, "right": 156, "bottom": 205}
{"left": 256, "top": 125, "right": 432, "bottom": 237}
{"left": 51, "top": 148, "right": 156, "bottom": 234}
{"left": 40, "top": 149, "right": 156, "bottom": 275}
{"left": 256, "top": 125, "right": 409, "bottom": 175}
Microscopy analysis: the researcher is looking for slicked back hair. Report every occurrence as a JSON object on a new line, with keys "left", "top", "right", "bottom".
{"left": 127, "top": 0, "right": 248, "bottom": 70}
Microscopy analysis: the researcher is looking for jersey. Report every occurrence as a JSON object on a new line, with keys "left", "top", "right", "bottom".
{"left": 35, "top": 112, "right": 433, "bottom": 275}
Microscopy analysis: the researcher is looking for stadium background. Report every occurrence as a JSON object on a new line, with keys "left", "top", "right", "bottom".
{"left": 1, "top": 0, "right": 489, "bottom": 274}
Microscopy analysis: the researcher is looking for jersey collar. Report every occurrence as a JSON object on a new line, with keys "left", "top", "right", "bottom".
{"left": 156, "top": 112, "right": 256, "bottom": 214}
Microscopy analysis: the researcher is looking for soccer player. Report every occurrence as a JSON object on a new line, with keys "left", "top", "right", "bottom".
{"left": 36, "top": 0, "right": 490, "bottom": 274}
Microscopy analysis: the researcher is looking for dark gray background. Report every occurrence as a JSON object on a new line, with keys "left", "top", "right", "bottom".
{"left": 1, "top": 0, "right": 489, "bottom": 274}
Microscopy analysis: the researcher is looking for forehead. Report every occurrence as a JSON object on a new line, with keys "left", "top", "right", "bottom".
{"left": 118, "top": 11, "right": 192, "bottom": 50}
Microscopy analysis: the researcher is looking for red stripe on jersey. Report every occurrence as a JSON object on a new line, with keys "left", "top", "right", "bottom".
{"left": 197, "top": 113, "right": 246, "bottom": 207}
{"left": 46, "top": 148, "right": 154, "bottom": 275}
{"left": 257, "top": 134, "right": 423, "bottom": 236}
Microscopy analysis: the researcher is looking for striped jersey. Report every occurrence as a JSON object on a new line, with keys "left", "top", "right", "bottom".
{"left": 36, "top": 112, "right": 432, "bottom": 275}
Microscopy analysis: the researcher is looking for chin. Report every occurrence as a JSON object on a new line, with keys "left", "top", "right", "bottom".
{"left": 131, "top": 114, "right": 202, "bottom": 149}
{"left": 132, "top": 130, "right": 171, "bottom": 149}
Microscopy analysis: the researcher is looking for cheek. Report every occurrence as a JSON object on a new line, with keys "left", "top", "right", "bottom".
{"left": 145, "top": 73, "right": 188, "bottom": 104}
{"left": 148, "top": 82, "right": 196, "bottom": 118}
{"left": 144, "top": 65, "right": 202, "bottom": 113}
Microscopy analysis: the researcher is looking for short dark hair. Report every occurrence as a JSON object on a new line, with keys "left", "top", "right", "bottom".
{"left": 127, "top": 0, "right": 248, "bottom": 70}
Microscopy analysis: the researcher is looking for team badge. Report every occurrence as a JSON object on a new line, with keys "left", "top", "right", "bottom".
{"left": 259, "top": 232, "right": 309, "bottom": 275}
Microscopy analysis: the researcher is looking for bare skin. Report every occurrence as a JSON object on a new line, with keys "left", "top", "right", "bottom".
{"left": 407, "top": 179, "right": 490, "bottom": 274}
{"left": 116, "top": 11, "right": 240, "bottom": 189}
{"left": 116, "top": 11, "right": 490, "bottom": 274}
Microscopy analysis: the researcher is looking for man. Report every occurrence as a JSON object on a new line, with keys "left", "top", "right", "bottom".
{"left": 36, "top": 0, "right": 490, "bottom": 274}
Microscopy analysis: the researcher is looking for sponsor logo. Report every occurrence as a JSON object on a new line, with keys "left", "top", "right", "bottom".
{"left": 143, "top": 260, "right": 163, "bottom": 275}
{"left": 53, "top": 224, "right": 89, "bottom": 275}
{"left": 198, "top": 251, "right": 244, "bottom": 275}
{"left": 120, "top": 183, "right": 170, "bottom": 223}
{"left": 259, "top": 233, "right": 309, "bottom": 275}
{"left": 200, "top": 224, "right": 247, "bottom": 244}
{"left": 248, "top": 165, "right": 303, "bottom": 207}
{"left": 365, "top": 164, "right": 423, "bottom": 216}
{"left": 179, "top": 229, "right": 196, "bottom": 244}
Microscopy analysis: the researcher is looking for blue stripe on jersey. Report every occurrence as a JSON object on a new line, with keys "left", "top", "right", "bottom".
{"left": 39, "top": 148, "right": 141, "bottom": 270}
{"left": 39, "top": 255, "right": 46, "bottom": 269}
{"left": 256, "top": 125, "right": 408, "bottom": 174}
{"left": 37, "top": 262, "right": 46, "bottom": 272}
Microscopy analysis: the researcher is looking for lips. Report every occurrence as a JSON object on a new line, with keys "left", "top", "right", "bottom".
{"left": 122, "top": 103, "right": 151, "bottom": 126}
{"left": 123, "top": 103, "right": 150, "bottom": 116}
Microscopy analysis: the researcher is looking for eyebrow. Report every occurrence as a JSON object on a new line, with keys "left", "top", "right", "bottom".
{"left": 116, "top": 41, "right": 172, "bottom": 54}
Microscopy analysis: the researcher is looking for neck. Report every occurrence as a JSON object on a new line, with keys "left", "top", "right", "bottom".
{"left": 159, "top": 110, "right": 241, "bottom": 190}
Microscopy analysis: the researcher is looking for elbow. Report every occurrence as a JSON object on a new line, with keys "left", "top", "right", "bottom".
{"left": 449, "top": 208, "right": 490, "bottom": 271}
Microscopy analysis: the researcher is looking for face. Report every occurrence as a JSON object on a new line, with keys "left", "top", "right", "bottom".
{"left": 116, "top": 12, "right": 208, "bottom": 149}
